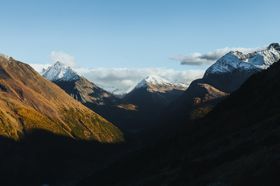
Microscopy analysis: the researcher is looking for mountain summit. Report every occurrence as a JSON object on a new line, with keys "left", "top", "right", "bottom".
{"left": 205, "top": 43, "right": 280, "bottom": 76}
{"left": 120, "top": 75, "right": 186, "bottom": 130}
{"left": 134, "top": 75, "right": 186, "bottom": 93}
{"left": 43, "top": 62, "right": 116, "bottom": 105}
{"left": 42, "top": 61, "right": 79, "bottom": 81}
{"left": 136, "top": 75, "right": 171, "bottom": 88}
{"left": 164, "top": 43, "right": 280, "bottom": 123}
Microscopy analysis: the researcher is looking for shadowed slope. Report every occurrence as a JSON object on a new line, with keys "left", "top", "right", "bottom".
{"left": 79, "top": 61, "right": 280, "bottom": 186}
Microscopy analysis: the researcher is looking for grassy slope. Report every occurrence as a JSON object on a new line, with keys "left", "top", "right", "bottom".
{"left": 0, "top": 56, "right": 123, "bottom": 143}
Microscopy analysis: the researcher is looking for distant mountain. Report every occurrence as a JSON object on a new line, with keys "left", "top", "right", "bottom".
{"left": 134, "top": 75, "right": 187, "bottom": 93}
{"left": 43, "top": 61, "right": 117, "bottom": 107}
{"left": 125, "top": 75, "right": 186, "bottom": 105}
{"left": 79, "top": 58, "right": 280, "bottom": 186}
{"left": 203, "top": 43, "right": 280, "bottom": 92}
{"left": 42, "top": 61, "right": 79, "bottom": 81}
{"left": 120, "top": 75, "right": 186, "bottom": 130}
{"left": 42, "top": 62, "right": 137, "bottom": 132}
{"left": 165, "top": 43, "right": 280, "bottom": 123}
{"left": 43, "top": 64, "right": 186, "bottom": 133}
{"left": 0, "top": 56, "right": 123, "bottom": 142}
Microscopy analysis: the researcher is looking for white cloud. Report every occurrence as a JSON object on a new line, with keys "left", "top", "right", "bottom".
{"left": 30, "top": 63, "right": 51, "bottom": 73}
{"left": 50, "top": 51, "right": 76, "bottom": 67}
{"left": 77, "top": 68, "right": 204, "bottom": 94}
{"left": 29, "top": 64, "right": 204, "bottom": 94}
{"left": 29, "top": 45, "right": 269, "bottom": 94}
{"left": 29, "top": 51, "right": 206, "bottom": 94}
{"left": 171, "top": 47, "right": 262, "bottom": 65}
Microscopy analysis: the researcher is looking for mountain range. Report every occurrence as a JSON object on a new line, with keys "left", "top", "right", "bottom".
{"left": 1, "top": 43, "right": 280, "bottom": 185}
{"left": 42, "top": 63, "right": 187, "bottom": 132}
{"left": 40, "top": 43, "right": 280, "bottom": 140}
{"left": 79, "top": 45, "right": 280, "bottom": 186}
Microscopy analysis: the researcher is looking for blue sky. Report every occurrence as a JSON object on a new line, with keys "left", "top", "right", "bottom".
{"left": 0, "top": 0, "right": 279, "bottom": 92}
{"left": 0, "top": 0, "right": 279, "bottom": 68}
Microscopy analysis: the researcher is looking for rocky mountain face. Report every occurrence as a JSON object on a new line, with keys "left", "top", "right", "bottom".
{"left": 0, "top": 57, "right": 123, "bottom": 142}
{"left": 79, "top": 59, "right": 280, "bottom": 186}
{"left": 42, "top": 61, "right": 79, "bottom": 81}
{"left": 165, "top": 43, "right": 280, "bottom": 123}
{"left": 203, "top": 43, "right": 280, "bottom": 92}
{"left": 43, "top": 61, "right": 117, "bottom": 106}
{"left": 42, "top": 62, "right": 130, "bottom": 133}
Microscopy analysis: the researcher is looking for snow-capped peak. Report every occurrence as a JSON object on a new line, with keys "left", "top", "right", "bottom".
{"left": 205, "top": 43, "right": 280, "bottom": 76}
{"left": 135, "top": 75, "right": 172, "bottom": 89}
{"left": 42, "top": 61, "right": 79, "bottom": 81}
{"left": 133, "top": 75, "right": 187, "bottom": 93}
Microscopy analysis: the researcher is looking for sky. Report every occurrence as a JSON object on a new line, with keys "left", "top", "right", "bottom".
{"left": 0, "top": 0, "right": 279, "bottom": 93}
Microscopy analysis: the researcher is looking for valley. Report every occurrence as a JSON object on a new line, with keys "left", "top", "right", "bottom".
{"left": 1, "top": 43, "right": 280, "bottom": 185}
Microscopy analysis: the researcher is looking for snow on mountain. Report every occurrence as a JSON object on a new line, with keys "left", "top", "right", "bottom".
{"left": 134, "top": 75, "right": 187, "bottom": 93}
{"left": 205, "top": 43, "right": 280, "bottom": 76}
{"left": 42, "top": 61, "right": 79, "bottom": 81}
{"left": 136, "top": 75, "right": 171, "bottom": 88}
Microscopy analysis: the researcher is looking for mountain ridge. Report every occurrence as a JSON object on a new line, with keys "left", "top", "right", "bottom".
{"left": 162, "top": 43, "right": 280, "bottom": 126}
{"left": 0, "top": 56, "right": 124, "bottom": 142}
{"left": 79, "top": 59, "right": 280, "bottom": 186}
{"left": 205, "top": 43, "right": 280, "bottom": 76}
{"left": 43, "top": 63, "right": 187, "bottom": 133}
{"left": 43, "top": 62, "right": 118, "bottom": 105}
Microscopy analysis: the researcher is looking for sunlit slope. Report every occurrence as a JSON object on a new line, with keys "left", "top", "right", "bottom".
{"left": 0, "top": 56, "right": 124, "bottom": 143}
